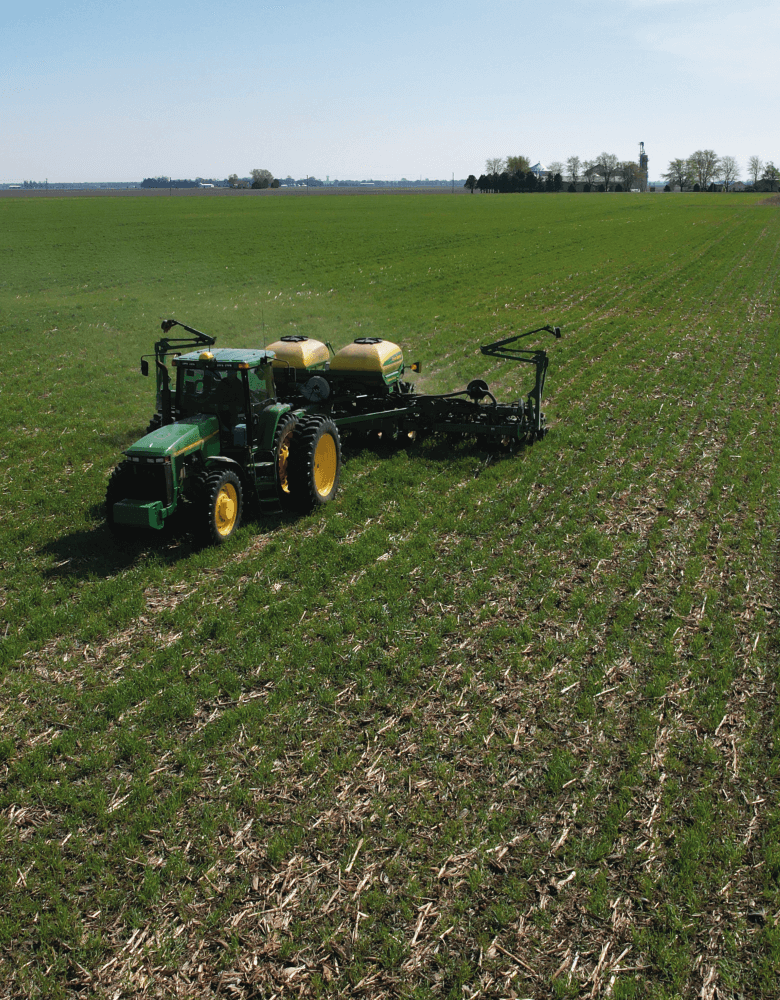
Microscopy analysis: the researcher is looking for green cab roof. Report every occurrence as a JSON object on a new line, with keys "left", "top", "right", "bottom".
{"left": 173, "top": 347, "right": 276, "bottom": 368}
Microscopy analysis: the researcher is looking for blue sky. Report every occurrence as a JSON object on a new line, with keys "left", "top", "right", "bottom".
{"left": 3, "top": 0, "right": 777, "bottom": 182}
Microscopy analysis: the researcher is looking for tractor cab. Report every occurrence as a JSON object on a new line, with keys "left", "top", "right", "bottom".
{"left": 173, "top": 348, "right": 276, "bottom": 449}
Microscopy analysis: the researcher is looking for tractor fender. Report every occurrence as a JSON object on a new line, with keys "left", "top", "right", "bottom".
{"left": 256, "top": 402, "right": 295, "bottom": 452}
{"left": 204, "top": 455, "right": 245, "bottom": 480}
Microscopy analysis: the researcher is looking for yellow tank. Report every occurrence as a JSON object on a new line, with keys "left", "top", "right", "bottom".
{"left": 330, "top": 338, "right": 404, "bottom": 383}
{"left": 267, "top": 336, "right": 329, "bottom": 370}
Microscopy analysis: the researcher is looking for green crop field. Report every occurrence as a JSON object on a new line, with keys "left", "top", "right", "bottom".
{"left": 1, "top": 190, "right": 779, "bottom": 998}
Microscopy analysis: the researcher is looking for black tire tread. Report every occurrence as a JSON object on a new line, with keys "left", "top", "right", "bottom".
{"left": 200, "top": 469, "right": 243, "bottom": 546}
{"left": 287, "top": 416, "right": 341, "bottom": 512}
{"left": 273, "top": 414, "right": 298, "bottom": 509}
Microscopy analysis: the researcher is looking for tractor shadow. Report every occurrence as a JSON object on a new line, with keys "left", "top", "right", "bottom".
{"left": 40, "top": 433, "right": 538, "bottom": 582}
{"left": 39, "top": 503, "right": 291, "bottom": 583}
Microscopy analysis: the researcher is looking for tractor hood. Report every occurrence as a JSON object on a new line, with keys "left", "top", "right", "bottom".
{"left": 125, "top": 415, "right": 220, "bottom": 461}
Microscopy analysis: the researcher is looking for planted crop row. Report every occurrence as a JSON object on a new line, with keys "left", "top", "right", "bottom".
{"left": 0, "top": 193, "right": 778, "bottom": 998}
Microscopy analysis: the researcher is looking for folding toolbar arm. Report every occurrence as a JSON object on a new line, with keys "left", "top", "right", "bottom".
{"left": 479, "top": 324, "right": 561, "bottom": 362}
{"left": 480, "top": 325, "right": 561, "bottom": 436}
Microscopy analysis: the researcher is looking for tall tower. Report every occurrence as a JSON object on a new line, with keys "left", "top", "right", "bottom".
{"left": 639, "top": 141, "right": 649, "bottom": 192}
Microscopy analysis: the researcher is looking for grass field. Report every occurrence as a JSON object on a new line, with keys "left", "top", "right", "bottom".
{"left": 1, "top": 191, "right": 779, "bottom": 999}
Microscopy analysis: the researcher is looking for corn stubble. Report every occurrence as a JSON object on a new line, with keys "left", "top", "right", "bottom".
{"left": 0, "top": 191, "right": 779, "bottom": 998}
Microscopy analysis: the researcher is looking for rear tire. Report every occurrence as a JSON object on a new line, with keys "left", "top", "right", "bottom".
{"left": 201, "top": 469, "right": 242, "bottom": 545}
{"left": 288, "top": 416, "right": 341, "bottom": 511}
{"left": 273, "top": 414, "right": 298, "bottom": 510}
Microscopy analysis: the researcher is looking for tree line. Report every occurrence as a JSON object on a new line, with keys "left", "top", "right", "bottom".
{"left": 466, "top": 152, "right": 780, "bottom": 194}
{"left": 466, "top": 153, "right": 644, "bottom": 194}
{"left": 139, "top": 171, "right": 279, "bottom": 189}
{"left": 662, "top": 153, "right": 778, "bottom": 192}
{"left": 228, "top": 169, "right": 279, "bottom": 189}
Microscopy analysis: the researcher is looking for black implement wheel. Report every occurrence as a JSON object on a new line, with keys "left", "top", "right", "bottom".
{"left": 391, "top": 425, "right": 418, "bottom": 448}
{"left": 106, "top": 461, "right": 134, "bottom": 535}
{"left": 201, "top": 469, "right": 243, "bottom": 545}
{"left": 288, "top": 416, "right": 342, "bottom": 511}
{"left": 273, "top": 414, "right": 298, "bottom": 509}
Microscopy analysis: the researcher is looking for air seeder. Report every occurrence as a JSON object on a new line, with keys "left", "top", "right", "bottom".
{"left": 106, "top": 320, "right": 560, "bottom": 545}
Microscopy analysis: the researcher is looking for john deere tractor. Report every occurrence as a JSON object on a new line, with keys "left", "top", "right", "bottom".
{"left": 106, "top": 319, "right": 559, "bottom": 545}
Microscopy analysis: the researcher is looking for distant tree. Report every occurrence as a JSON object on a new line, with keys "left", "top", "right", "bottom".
{"left": 476, "top": 174, "right": 489, "bottom": 193}
{"left": 747, "top": 156, "right": 764, "bottom": 187}
{"left": 485, "top": 157, "right": 505, "bottom": 176}
{"left": 465, "top": 174, "right": 477, "bottom": 193}
{"left": 718, "top": 156, "right": 740, "bottom": 191}
{"left": 497, "top": 171, "right": 512, "bottom": 193}
{"left": 619, "top": 161, "right": 639, "bottom": 190}
{"left": 251, "top": 168, "right": 274, "bottom": 189}
{"left": 270, "top": 178, "right": 280, "bottom": 188}
{"left": 582, "top": 182, "right": 591, "bottom": 193}
{"left": 663, "top": 159, "right": 691, "bottom": 191}
{"left": 524, "top": 171, "right": 538, "bottom": 192}
{"left": 596, "top": 152, "right": 619, "bottom": 190}
{"left": 548, "top": 161, "right": 564, "bottom": 181}
{"left": 228, "top": 173, "right": 239, "bottom": 188}
{"left": 763, "top": 162, "right": 779, "bottom": 191}
{"left": 567, "top": 182, "right": 576, "bottom": 193}
{"left": 693, "top": 183, "right": 701, "bottom": 192}
{"left": 688, "top": 150, "right": 719, "bottom": 191}
{"left": 553, "top": 172, "right": 563, "bottom": 192}
{"left": 566, "top": 156, "right": 581, "bottom": 186}
{"left": 664, "top": 184, "right": 671, "bottom": 192}
{"left": 505, "top": 155, "right": 530, "bottom": 173}
{"left": 582, "top": 160, "right": 598, "bottom": 187}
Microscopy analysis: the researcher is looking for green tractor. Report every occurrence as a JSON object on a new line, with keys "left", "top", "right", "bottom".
{"left": 107, "top": 328, "right": 340, "bottom": 544}
{"left": 107, "top": 319, "right": 559, "bottom": 545}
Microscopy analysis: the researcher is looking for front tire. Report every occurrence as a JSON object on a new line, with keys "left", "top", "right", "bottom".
{"left": 288, "top": 416, "right": 341, "bottom": 511}
{"left": 202, "top": 469, "right": 242, "bottom": 545}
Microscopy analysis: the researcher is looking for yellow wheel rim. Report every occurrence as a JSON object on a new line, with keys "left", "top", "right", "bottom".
{"left": 215, "top": 483, "right": 238, "bottom": 536}
{"left": 278, "top": 442, "right": 291, "bottom": 494}
{"left": 313, "top": 433, "right": 337, "bottom": 498}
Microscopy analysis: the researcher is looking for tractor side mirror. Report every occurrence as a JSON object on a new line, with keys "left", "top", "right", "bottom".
{"left": 141, "top": 359, "right": 149, "bottom": 376}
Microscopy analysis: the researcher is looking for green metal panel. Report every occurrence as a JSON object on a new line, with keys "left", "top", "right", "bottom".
{"left": 174, "top": 348, "right": 275, "bottom": 367}
{"left": 256, "top": 403, "right": 293, "bottom": 451}
{"left": 125, "top": 415, "right": 220, "bottom": 461}
{"left": 114, "top": 499, "right": 166, "bottom": 529}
